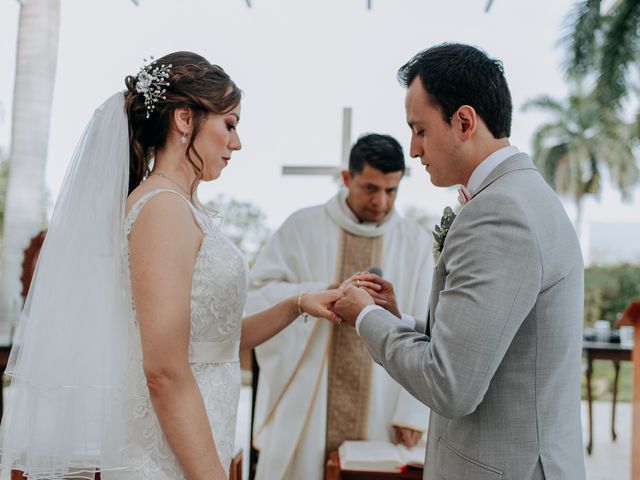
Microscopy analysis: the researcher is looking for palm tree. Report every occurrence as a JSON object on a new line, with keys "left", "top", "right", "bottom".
{"left": 0, "top": 152, "right": 9, "bottom": 242}
{"left": 0, "top": 0, "right": 61, "bottom": 332}
{"left": 523, "top": 87, "right": 640, "bottom": 231}
{"left": 564, "top": 0, "right": 640, "bottom": 110}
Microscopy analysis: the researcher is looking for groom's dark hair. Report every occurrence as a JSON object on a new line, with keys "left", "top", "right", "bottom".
{"left": 398, "top": 43, "right": 512, "bottom": 139}
{"left": 349, "top": 133, "right": 406, "bottom": 175}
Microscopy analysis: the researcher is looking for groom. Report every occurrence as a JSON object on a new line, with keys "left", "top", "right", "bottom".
{"left": 333, "top": 43, "right": 586, "bottom": 480}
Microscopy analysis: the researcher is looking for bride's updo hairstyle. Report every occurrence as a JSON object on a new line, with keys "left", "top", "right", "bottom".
{"left": 124, "top": 51, "right": 241, "bottom": 195}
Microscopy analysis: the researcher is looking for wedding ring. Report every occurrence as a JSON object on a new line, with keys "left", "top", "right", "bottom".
{"left": 356, "top": 279, "right": 360, "bottom": 287}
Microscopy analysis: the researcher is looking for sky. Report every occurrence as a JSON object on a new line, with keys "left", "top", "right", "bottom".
{"left": 1, "top": 0, "right": 639, "bottom": 262}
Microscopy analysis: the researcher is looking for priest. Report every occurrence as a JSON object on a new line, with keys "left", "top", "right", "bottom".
{"left": 246, "top": 133, "right": 433, "bottom": 480}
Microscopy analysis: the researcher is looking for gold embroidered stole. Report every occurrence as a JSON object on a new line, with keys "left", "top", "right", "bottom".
{"left": 325, "top": 228, "right": 383, "bottom": 456}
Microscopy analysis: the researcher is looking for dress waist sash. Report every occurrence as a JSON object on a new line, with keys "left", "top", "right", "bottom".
{"left": 189, "top": 340, "right": 240, "bottom": 364}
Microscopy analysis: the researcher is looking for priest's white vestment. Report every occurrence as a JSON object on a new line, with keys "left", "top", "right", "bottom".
{"left": 246, "top": 191, "right": 433, "bottom": 480}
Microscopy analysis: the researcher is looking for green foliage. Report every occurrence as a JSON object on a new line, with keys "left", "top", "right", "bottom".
{"left": 563, "top": 0, "right": 602, "bottom": 78}
{"left": 202, "top": 194, "right": 271, "bottom": 265}
{"left": 584, "top": 263, "right": 640, "bottom": 327}
{"left": 565, "top": 0, "right": 640, "bottom": 111}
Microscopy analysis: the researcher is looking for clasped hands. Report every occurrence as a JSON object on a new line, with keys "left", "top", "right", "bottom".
{"left": 298, "top": 274, "right": 420, "bottom": 447}
{"left": 299, "top": 272, "right": 400, "bottom": 327}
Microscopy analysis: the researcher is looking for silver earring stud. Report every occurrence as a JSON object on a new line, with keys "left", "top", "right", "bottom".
{"left": 180, "top": 132, "right": 187, "bottom": 144}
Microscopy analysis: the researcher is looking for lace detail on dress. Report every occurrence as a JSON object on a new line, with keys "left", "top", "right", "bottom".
{"left": 108, "top": 189, "right": 247, "bottom": 479}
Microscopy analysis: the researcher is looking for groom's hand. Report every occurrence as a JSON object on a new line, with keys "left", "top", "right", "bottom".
{"left": 332, "top": 285, "right": 373, "bottom": 327}
{"left": 353, "top": 273, "right": 401, "bottom": 319}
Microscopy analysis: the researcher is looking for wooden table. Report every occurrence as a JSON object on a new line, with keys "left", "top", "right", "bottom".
{"left": 325, "top": 450, "right": 423, "bottom": 480}
{"left": 583, "top": 340, "right": 632, "bottom": 455}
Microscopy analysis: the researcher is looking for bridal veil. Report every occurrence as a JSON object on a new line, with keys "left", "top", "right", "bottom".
{"left": 0, "top": 92, "right": 139, "bottom": 479}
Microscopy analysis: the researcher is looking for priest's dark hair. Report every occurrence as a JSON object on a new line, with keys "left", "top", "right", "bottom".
{"left": 349, "top": 133, "right": 405, "bottom": 176}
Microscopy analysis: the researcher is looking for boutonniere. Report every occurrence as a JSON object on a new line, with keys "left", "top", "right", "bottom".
{"left": 432, "top": 187, "right": 471, "bottom": 261}
{"left": 433, "top": 206, "right": 456, "bottom": 261}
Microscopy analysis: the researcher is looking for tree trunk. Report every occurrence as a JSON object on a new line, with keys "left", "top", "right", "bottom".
{"left": 0, "top": 0, "right": 60, "bottom": 337}
{"left": 573, "top": 198, "right": 590, "bottom": 265}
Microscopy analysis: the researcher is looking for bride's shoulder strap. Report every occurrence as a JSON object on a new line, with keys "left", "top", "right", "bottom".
{"left": 124, "top": 188, "right": 206, "bottom": 235}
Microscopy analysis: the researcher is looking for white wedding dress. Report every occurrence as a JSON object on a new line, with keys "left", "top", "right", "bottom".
{"left": 105, "top": 188, "right": 247, "bottom": 479}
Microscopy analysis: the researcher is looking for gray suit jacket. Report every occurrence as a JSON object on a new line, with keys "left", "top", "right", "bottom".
{"left": 359, "top": 154, "right": 586, "bottom": 480}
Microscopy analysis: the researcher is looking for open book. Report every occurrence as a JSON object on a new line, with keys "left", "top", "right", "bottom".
{"left": 338, "top": 440, "right": 425, "bottom": 473}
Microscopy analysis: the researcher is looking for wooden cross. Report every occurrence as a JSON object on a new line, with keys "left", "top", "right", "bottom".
{"left": 282, "top": 107, "right": 352, "bottom": 180}
{"left": 282, "top": 106, "right": 410, "bottom": 181}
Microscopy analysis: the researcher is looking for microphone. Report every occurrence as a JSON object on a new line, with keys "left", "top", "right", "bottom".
{"left": 367, "top": 266, "right": 383, "bottom": 277}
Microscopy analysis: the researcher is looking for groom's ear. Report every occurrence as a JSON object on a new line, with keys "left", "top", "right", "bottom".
{"left": 454, "top": 105, "right": 476, "bottom": 139}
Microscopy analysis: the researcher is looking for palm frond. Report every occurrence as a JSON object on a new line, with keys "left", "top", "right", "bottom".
{"left": 539, "top": 142, "right": 570, "bottom": 188}
{"left": 596, "top": 0, "right": 640, "bottom": 107}
{"left": 530, "top": 122, "right": 569, "bottom": 163}
{"left": 597, "top": 123, "right": 640, "bottom": 198}
{"left": 526, "top": 82, "right": 640, "bottom": 207}
{"left": 521, "top": 95, "right": 566, "bottom": 114}
{"left": 562, "top": 0, "right": 602, "bottom": 78}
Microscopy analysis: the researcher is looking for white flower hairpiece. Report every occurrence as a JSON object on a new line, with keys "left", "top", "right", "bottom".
{"left": 135, "top": 56, "right": 172, "bottom": 119}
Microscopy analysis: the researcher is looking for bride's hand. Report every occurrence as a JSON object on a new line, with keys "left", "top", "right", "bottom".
{"left": 300, "top": 289, "right": 344, "bottom": 325}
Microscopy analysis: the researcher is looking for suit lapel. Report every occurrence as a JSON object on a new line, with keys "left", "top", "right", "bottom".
{"left": 424, "top": 153, "right": 538, "bottom": 337}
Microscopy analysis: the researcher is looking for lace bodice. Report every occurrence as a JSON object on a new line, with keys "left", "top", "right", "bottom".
{"left": 107, "top": 188, "right": 247, "bottom": 479}
{"left": 122, "top": 188, "right": 247, "bottom": 345}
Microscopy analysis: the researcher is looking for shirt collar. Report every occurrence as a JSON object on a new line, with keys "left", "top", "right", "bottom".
{"left": 323, "top": 189, "right": 399, "bottom": 238}
{"left": 466, "top": 145, "right": 519, "bottom": 195}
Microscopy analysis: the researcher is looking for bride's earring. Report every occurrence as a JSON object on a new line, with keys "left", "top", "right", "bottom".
{"left": 180, "top": 131, "right": 188, "bottom": 144}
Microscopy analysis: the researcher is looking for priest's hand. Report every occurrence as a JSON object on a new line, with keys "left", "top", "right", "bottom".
{"left": 393, "top": 426, "right": 423, "bottom": 448}
{"left": 332, "top": 285, "right": 374, "bottom": 327}
{"left": 337, "top": 273, "right": 382, "bottom": 293}
{"left": 352, "top": 273, "right": 401, "bottom": 319}
{"left": 299, "top": 289, "right": 345, "bottom": 325}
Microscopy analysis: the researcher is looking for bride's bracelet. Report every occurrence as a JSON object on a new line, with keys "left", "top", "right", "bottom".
{"left": 297, "top": 289, "right": 309, "bottom": 323}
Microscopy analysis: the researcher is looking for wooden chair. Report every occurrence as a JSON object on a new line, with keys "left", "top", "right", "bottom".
{"left": 617, "top": 301, "right": 640, "bottom": 480}
{"left": 20, "top": 230, "right": 46, "bottom": 302}
{"left": 229, "top": 448, "right": 243, "bottom": 480}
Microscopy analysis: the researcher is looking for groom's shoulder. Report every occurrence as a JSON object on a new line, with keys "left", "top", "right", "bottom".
{"left": 483, "top": 156, "right": 551, "bottom": 200}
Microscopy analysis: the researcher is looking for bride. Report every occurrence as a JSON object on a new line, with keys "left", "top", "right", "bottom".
{"left": 0, "top": 51, "right": 343, "bottom": 480}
